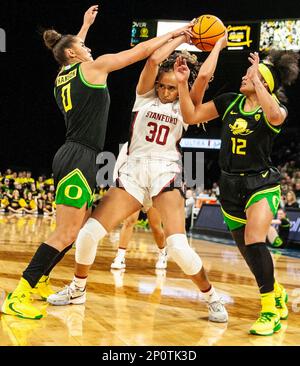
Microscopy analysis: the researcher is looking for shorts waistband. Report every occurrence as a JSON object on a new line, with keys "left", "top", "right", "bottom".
{"left": 221, "top": 169, "right": 271, "bottom": 177}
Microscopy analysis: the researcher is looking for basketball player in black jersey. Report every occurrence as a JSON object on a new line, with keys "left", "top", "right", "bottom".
{"left": 174, "top": 43, "right": 299, "bottom": 335}
{"left": 1, "top": 5, "right": 193, "bottom": 319}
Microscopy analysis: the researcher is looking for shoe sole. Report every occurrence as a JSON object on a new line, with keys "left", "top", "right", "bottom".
{"left": 111, "top": 264, "right": 126, "bottom": 269}
{"left": 47, "top": 294, "right": 86, "bottom": 306}
{"left": 1, "top": 302, "right": 43, "bottom": 320}
{"left": 208, "top": 316, "right": 228, "bottom": 323}
{"left": 249, "top": 321, "right": 281, "bottom": 336}
{"left": 155, "top": 264, "right": 167, "bottom": 269}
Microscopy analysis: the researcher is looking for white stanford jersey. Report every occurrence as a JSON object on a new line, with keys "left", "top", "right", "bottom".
{"left": 128, "top": 89, "right": 188, "bottom": 161}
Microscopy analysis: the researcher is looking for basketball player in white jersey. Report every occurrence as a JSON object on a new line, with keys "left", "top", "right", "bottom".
{"left": 111, "top": 142, "right": 167, "bottom": 270}
{"left": 48, "top": 30, "right": 228, "bottom": 323}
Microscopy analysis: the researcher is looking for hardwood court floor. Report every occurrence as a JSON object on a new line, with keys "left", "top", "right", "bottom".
{"left": 0, "top": 214, "right": 300, "bottom": 346}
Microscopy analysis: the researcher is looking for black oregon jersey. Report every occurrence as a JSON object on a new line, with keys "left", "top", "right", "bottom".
{"left": 54, "top": 63, "right": 110, "bottom": 152}
{"left": 213, "top": 93, "right": 287, "bottom": 174}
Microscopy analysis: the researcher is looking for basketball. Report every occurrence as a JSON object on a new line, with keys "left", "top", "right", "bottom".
{"left": 191, "top": 14, "right": 226, "bottom": 51}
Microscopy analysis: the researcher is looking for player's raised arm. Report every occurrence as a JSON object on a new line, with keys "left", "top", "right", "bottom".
{"left": 190, "top": 32, "right": 227, "bottom": 106}
{"left": 246, "top": 52, "right": 286, "bottom": 126}
{"left": 90, "top": 24, "right": 193, "bottom": 76}
{"left": 136, "top": 28, "right": 192, "bottom": 95}
{"left": 174, "top": 56, "right": 219, "bottom": 125}
{"left": 77, "top": 5, "right": 99, "bottom": 42}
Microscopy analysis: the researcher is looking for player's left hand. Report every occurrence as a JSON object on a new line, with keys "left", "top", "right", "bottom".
{"left": 84, "top": 5, "right": 99, "bottom": 27}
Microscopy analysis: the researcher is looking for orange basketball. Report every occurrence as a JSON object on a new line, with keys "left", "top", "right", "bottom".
{"left": 191, "top": 14, "right": 226, "bottom": 51}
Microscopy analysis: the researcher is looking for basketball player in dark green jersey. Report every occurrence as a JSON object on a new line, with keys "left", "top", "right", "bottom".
{"left": 174, "top": 43, "right": 299, "bottom": 335}
{"left": 1, "top": 5, "right": 193, "bottom": 319}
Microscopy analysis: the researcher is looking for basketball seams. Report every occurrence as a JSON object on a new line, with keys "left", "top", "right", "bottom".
{"left": 191, "top": 14, "right": 225, "bottom": 51}
{"left": 199, "top": 15, "right": 204, "bottom": 54}
{"left": 200, "top": 18, "right": 219, "bottom": 36}
{"left": 200, "top": 30, "right": 226, "bottom": 40}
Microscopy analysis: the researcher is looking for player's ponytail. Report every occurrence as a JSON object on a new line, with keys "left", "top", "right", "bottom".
{"left": 262, "top": 50, "right": 300, "bottom": 103}
{"left": 43, "top": 29, "right": 76, "bottom": 65}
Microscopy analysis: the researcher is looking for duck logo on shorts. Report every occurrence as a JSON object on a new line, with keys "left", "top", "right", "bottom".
{"left": 229, "top": 118, "right": 253, "bottom": 136}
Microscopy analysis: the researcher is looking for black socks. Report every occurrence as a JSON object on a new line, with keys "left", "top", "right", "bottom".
{"left": 23, "top": 243, "right": 60, "bottom": 288}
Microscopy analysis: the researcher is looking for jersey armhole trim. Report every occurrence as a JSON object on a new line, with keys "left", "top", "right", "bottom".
{"left": 222, "top": 94, "right": 242, "bottom": 121}
{"left": 263, "top": 113, "right": 281, "bottom": 134}
{"left": 79, "top": 65, "right": 107, "bottom": 89}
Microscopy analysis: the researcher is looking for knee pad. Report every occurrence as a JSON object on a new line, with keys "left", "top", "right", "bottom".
{"left": 166, "top": 234, "right": 202, "bottom": 276}
{"left": 75, "top": 218, "right": 107, "bottom": 265}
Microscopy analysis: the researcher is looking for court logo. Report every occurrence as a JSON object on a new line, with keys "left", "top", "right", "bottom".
{"left": 0, "top": 28, "right": 6, "bottom": 52}
{"left": 229, "top": 118, "right": 253, "bottom": 136}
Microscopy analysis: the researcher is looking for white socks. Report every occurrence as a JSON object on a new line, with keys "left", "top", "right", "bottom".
{"left": 201, "top": 286, "right": 220, "bottom": 303}
{"left": 158, "top": 247, "right": 167, "bottom": 255}
{"left": 71, "top": 276, "right": 87, "bottom": 290}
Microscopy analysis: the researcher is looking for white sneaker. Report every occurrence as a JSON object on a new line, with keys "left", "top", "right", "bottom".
{"left": 155, "top": 252, "right": 167, "bottom": 269}
{"left": 47, "top": 285, "right": 86, "bottom": 306}
{"left": 207, "top": 300, "right": 228, "bottom": 323}
{"left": 111, "top": 256, "right": 126, "bottom": 269}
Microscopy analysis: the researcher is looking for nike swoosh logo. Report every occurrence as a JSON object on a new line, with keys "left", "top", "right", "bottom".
{"left": 230, "top": 111, "right": 238, "bottom": 115}
{"left": 70, "top": 294, "right": 85, "bottom": 300}
{"left": 8, "top": 302, "right": 23, "bottom": 316}
{"left": 262, "top": 171, "right": 269, "bottom": 178}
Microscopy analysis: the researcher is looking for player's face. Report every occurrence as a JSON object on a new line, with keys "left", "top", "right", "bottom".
{"left": 71, "top": 38, "right": 93, "bottom": 61}
{"left": 240, "top": 69, "right": 255, "bottom": 94}
{"left": 156, "top": 71, "right": 179, "bottom": 104}
{"left": 240, "top": 68, "right": 268, "bottom": 95}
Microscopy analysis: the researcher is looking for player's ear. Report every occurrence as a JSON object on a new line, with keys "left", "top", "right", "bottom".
{"left": 65, "top": 47, "right": 76, "bottom": 59}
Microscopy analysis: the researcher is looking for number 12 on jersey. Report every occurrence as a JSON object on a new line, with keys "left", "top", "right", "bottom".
{"left": 61, "top": 83, "right": 72, "bottom": 112}
{"left": 231, "top": 137, "right": 246, "bottom": 155}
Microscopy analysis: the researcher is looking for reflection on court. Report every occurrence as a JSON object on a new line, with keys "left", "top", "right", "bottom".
{"left": 0, "top": 214, "right": 300, "bottom": 346}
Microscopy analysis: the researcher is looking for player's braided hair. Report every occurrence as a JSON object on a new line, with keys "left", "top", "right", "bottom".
{"left": 262, "top": 49, "right": 300, "bottom": 102}
{"left": 157, "top": 50, "right": 202, "bottom": 89}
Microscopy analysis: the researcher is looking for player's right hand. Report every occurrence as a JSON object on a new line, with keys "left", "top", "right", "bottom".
{"left": 215, "top": 30, "right": 228, "bottom": 50}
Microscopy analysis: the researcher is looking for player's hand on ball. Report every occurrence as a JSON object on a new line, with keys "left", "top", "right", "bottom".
{"left": 183, "top": 30, "right": 194, "bottom": 44}
{"left": 215, "top": 30, "right": 228, "bottom": 50}
{"left": 174, "top": 56, "right": 190, "bottom": 83}
{"left": 172, "top": 23, "right": 194, "bottom": 39}
{"left": 84, "top": 5, "right": 99, "bottom": 27}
